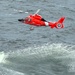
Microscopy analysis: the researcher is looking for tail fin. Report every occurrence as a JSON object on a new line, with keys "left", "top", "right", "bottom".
{"left": 49, "top": 17, "right": 65, "bottom": 29}
{"left": 58, "top": 17, "right": 65, "bottom": 24}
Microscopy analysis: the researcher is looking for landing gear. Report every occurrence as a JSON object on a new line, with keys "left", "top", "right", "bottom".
{"left": 30, "top": 26, "right": 34, "bottom": 30}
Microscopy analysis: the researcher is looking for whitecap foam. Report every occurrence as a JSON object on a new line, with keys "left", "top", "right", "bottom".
{"left": 0, "top": 52, "right": 8, "bottom": 63}
{"left": 4, "top": 43, "right": 72, "bottom": 64}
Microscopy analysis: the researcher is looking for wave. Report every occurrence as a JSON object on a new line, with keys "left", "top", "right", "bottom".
{"left": 0, "top": 66, "right": 24, "bottom": 75}
{"left": 1, "top": 43, "right": 75, "bottom": 75}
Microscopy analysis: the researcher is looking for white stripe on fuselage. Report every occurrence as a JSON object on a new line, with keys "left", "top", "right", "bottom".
{"left": 45, "top": 22, "right": 49, "bottom": 26}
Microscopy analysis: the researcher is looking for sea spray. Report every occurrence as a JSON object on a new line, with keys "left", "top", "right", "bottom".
{"left": 0, "top": 52, "right": 8, "bottom": 63}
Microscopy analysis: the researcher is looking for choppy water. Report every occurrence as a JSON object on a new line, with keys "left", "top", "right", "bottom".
{"left": 0, "top": 0, "right": 75, "bottom": 75}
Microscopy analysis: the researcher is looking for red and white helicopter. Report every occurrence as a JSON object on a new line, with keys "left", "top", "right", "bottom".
{"left": 18, "top": 9, "right": 65, "bottom": 30}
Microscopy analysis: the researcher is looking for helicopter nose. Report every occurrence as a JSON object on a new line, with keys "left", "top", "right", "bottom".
{"left": 18, "top": 19, "right": 24, "bottom": 22}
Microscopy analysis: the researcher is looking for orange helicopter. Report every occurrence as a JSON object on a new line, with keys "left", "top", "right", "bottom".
{"left": 18, "top": 9, "right": 65, "bottom": 30}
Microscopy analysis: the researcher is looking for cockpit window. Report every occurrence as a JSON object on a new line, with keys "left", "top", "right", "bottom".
{"left": 25, "top": 17, "right": 31, "bottom": 22}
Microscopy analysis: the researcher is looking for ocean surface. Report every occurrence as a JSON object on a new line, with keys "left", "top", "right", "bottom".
{"left": 0, "top": 0, "right": 75, "bottom": 75}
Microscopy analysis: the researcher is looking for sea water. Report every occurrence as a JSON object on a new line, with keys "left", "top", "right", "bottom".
{"left": 0, "top": 0, "right": 75, "bottom": 75}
